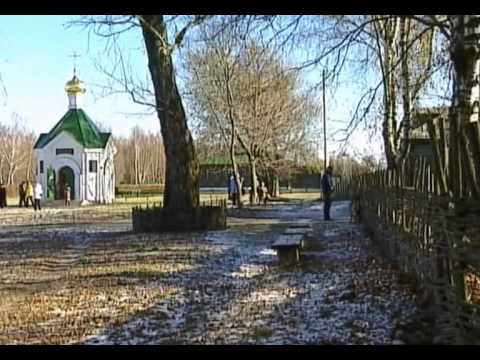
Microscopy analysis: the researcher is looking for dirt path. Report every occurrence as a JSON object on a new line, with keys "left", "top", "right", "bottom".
{"left": 0, "top": 200, "right": 425, "bottom": 344}
{"left": 79, "top": 201, "right": 419, "bottom": 345}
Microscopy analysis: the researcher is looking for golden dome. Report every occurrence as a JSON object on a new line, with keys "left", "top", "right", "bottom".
{"left": 65, "top": 74, "right": 86, "bottom": 94}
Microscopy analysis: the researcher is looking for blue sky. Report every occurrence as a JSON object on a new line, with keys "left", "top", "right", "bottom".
{"left": 0, "top": 15, "right": 384, "bottom": 160}
{"left": 0, "top": 15, "right": 159, "bottom": 137}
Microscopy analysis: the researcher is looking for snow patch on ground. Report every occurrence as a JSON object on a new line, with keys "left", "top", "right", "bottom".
{"left": 82, "top": 202, "right": 417, "bottom": 345}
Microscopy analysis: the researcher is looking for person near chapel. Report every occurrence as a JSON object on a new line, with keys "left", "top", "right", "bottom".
{"left": 227, "top": 173, "right": 233, "bottom": 200}
{"left": 257, "top": 181, "right": 265, "bottom": 205}
{"left": 64, "top": 183, "right": 71, "bottom": 206}
{"left": 321, "top": 166, "right": 334, "bottom": 221}
{"left": 25, "top": 181, "right": 34, "bottom": 208}
{"left": 18, "top": 181, "right": 26, "bottom": 207}
{"left": 230, "top": 174, "right": 238, "bottom": 206}
{"left": 241, "top": 177, "right": 246, "bottom": 196}
{"left": 0, "top": 182, "right": 7, "bottom": 209}
{"left": 34, "top": 181, "right": 43, "bottom": 211}
{"left": 262, "top": 181, "right": 269, "bottom": 206}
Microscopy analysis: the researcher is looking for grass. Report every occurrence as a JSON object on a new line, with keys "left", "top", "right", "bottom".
{"left": 0, "top": 231, "right": 213, "bottom": 344}
{"left": 3, "top": 192, "right": 319, "bottom": 214}
{"left": 277, "top": 192, "right": 320, "bottom": 202}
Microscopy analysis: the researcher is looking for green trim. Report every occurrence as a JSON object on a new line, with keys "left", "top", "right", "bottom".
{"left": 34, "top": 109, "right": 110, "bottom": 149}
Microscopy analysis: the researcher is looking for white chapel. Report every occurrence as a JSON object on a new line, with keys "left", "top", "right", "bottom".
{"left": 33, "top": 70, "right": 116, "bottom": 204}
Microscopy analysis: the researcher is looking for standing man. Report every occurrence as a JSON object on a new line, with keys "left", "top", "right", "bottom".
{"left": 34, "top": 181, "right": 43, "bottom": 211}
{"left": 18, "top": 181, "right": 26, "bottom": 207}
{"left": 230, "top": 174, "right": 238, "bottom": 206}
{"left": 262, "top": 181, "right": 269, "bottom": 206}
{"left": 227, "top": 173, "right": 232, "bottom": 201}
{"left": 257, "top": 181, "right": 264, "bottom": 205}
{"left": 321, "top": 166, "right": 334, "bottom": 221}
{"left": 0, "top": 182, "right": 7, "bottom": 208}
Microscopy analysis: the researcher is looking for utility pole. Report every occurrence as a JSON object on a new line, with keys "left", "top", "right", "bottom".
{"left": 322, "top": 69, "right": 327, "bottom": 171}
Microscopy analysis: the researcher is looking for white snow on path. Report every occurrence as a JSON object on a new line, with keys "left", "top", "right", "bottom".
{"left": 81, "top": 201, "right": 417, "bottom": 345}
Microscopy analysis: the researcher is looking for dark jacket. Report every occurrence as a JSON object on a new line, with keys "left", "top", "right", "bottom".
{"left": 321, "top": 173, "right": 333, "bottom": 193}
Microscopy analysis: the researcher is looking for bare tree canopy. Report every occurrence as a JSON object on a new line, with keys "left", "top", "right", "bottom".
{"left": 68, "top": 15, "right": 480, "bottom": 201}
{"left": 71, "top": 15, "right": 215, "bottom": 209}
{"left": 185, "top": 16, "right": 319, "bottom": 202}
{"left": 0, "top": 113, "right": 36, "bottom": 185}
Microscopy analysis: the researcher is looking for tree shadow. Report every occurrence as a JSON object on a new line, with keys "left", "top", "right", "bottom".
{"left": 1, "top": 202, "right": 358, "bottom": 344}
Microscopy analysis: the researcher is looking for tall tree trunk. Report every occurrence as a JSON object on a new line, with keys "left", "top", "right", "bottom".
{"left": 249, "top": 156, "right": 258, "bottom": 204}
{"left": 134, "top": 140, "right": 139, "bottom": 186}
{"left": 0, "top": 156, "right": 3, "bottom": 184}
{"left": 376, "top": 17, "right": 399, "bottom": 169}
{"left": 426, "top": 118, "right": 448, "bottom": 195}
{"left": 449, "top": 15, "right": 480, "bottom": 200}
{"left": 396, "top": 16, "right": 413, "bottom": 164}
{"left": 227, "top": 101, "right": 242, "bottom": 208}
{"left": 140, "top": 15, "right": 199, "bottom": 209}
{"left": 224, "top": 62, "right": 243, "bottom": 208}
{"left": 271, "top": 172, "right": 280, "bottom": 198}
{"left": 229, "top": 147, "right": 242, "bottom": 208}
{"left": 26, "top": 148, "right": 32, "bottom": 181}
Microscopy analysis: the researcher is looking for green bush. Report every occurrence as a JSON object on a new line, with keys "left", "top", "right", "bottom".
{"left": 116, "top": 184, "right": 164, "bottom": 197}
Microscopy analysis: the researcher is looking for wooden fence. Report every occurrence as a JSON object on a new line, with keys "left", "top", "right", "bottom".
{"left": 335, "top": 157, "right": 480, "bottom": 344}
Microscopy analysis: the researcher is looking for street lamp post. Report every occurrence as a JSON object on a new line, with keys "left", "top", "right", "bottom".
{"left": 322, "top": 69, "right": 327, "bottom": 172}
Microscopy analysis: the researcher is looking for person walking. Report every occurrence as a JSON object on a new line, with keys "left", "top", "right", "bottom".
{"left": 64, "top": 183, "right": 71, "bottom": 206}
{"left": 227, "top": 173, "right": 232, "bottom": 201}
{"left": 34, "top": 182, "right": 43, "bottom": 211}
{"left": 257, "top": 182, "right": 264, "bottom": 205}
{"left": 230, "top": 174, "right": 238, "bottom": 206}
{"left": 18, "top": 181, "right": 26, "bottom": 207}
{"left": 0, "top": 182, "right": 7, "bottom": 208}
{"left": 25, "top": 181, "right": 34, "bottom": 208}
{"left": 321, "top": 166, "right": 334, "bottom": 221}
{"left": 262, "top": 182, "right": 269, "bottom": 206}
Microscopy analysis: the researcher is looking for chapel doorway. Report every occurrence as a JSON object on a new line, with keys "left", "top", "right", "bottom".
{"left": 57, "top": 166, "right": 75, "bottom": 200}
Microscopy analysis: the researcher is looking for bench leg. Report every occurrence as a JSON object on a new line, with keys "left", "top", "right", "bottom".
{"left": 277, "top": 247, "right": 299, "bottom": 264}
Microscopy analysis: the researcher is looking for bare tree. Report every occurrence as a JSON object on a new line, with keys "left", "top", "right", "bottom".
{"left": 186, "top": 19, "right": 318, "bottom": 203}
{"left": 399, "top": 15, "right": 480, "bottom": 200}
{"left": 258, "top": 15, "right": 449, "bottom": 168}
{"left": 0, "top": 113, "right": 36, "bottom": 185}
{"left": 445, "top": 15, "right": 480, "bottom": 199}
{"left": 72, "top": 15, "right": 212, "bottom": 209}
{"left": 114, "top": 128, "right": 166, "bottom": 185}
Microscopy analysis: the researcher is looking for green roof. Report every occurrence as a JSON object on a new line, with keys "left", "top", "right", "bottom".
{"left": 34, "top": 109, "right": 110, "bottom": 149}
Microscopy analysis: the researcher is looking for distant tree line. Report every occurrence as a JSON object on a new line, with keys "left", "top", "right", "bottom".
{"left": 0, "top": 115, "right": 167, "bottom": 189}
{"left": 0, "top": 113, "right": 36, "bottom": 186}
{"left": 113, "top": 126, "right": 166, "bottom": 185}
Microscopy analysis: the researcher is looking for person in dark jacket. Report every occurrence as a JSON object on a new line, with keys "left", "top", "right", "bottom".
{"left": 19, "top": 181, "right": 26, "bottom": 207}
{"left": 227, "top": 173, "right": 232, "bottom": 200}
{"left": 321, "top": 166, "right": 334, "bottom": 220}
{"left": 0, "top": 182, "right": 7, "bottom": 208}
{"left": 257, "top": 182, "right": 264, "bottom": 205}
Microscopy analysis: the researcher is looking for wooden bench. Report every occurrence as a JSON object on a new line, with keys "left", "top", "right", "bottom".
{"left": 284, "top": 223, "right": 313, "bottom": 244}
{"left": 271, "top": 234, "right": 304, "bottom": 264}
{"left": 283, "top": 227, "right": 312, "bottom": 240}
{"left": 271, "top": 222, "right": 314, "bottom": 264}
